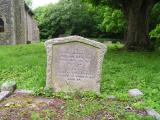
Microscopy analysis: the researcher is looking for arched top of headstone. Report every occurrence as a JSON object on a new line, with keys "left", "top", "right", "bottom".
{"left": 45, "top": 35, "right": 106, "bottom": 52}
{"left": 45, "top": 36, "right": 107, "bottom": 92}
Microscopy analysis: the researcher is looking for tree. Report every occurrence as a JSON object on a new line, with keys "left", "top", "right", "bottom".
{"left": 86, "top": 0, "right": 160, "bottom": 51}
{"left": 100, "top": 7, "right": 126, "bottom": 34}
{"left": 150, "top": 2, "right": 160, "bottom": 30}
{"left": 34, "top": 4, "right": 54, "bottom": 39}
{"left": 34, "top": 0, "right": 104, "bottom": 39}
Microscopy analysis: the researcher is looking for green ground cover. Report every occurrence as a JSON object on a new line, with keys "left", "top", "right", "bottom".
{"left": 0, "top": 43, "right": 160, "bottom": 119}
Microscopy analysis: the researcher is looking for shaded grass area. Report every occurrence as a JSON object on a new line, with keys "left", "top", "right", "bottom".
{"left": 0, "top": 43, "right": 160, "bottom": 119}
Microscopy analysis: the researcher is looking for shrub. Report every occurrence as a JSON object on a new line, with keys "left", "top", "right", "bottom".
{"left": 150, "top": 24, "right": 160, "bottom": 47}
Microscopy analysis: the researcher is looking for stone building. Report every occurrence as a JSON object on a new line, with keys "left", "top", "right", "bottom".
{"left": 0, "top": 0, "right": 39, "bottom": 45}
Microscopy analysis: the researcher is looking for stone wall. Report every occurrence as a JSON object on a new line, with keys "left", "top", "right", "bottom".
{"left": 0, "top": 0, "right": 39, "bottom": 45}
{"left": 14, "top": 0, "right": 26, "bottom": 44}
{"left": 26, "top": 11, "right": 33, "bottom": 42}
{"left": 0, "top": 0, "right": 16, "bottom": 45}
{"left": 24, "top": 6, "right": 40, "bottom": 43}
{"left": 32, "top": 20, "right": 40, "bottom": 42}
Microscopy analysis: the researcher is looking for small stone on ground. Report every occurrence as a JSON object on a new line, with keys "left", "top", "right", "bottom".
{"left": 15, "top": 89, "right": 33, "bottom": 95}
{"left": 1, "top": 81, "right": 16, "bottom": 93}
{"left": 145, "top": 108, "right": 160, "bottom": 120}
{"left": 128, "top": 89, "right": 143, "bottom": 97}
{"left": 5, "top": 102, "right": 15, "bottom": 107}
{"left": 107, "top": 95, "right": 116, "bottom": 100}
{"left": 0, "top": 91, "right": 11, "bottom": 101}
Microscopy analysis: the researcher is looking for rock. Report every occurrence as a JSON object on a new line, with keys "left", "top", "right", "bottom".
{"left": 145, "top": 108, "right": 160, "bottom": 120}
{"left": 0, "top": 91, "right": 11, "bottom": 101}
{"left": 125, "top": 106, "right": 133, "bottom": 112}
{"left": 1, "top": 81, "right": 17, "bottom": 93}
{"left": 15, "top": 89, "right": 33, "bottom": 95}
{"left": 128, "top": 89, "right": 143, "bottom": 97}
{"left": 107, "top": 95, "right": 116, "bottom": 100}
{"left": 5, "top": 102, "right": 15, "bottom": 107}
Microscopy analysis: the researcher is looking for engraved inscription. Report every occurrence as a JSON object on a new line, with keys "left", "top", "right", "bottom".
{"left": 45, "top": 36, "right": 106, "bottom": 92}
{"left": 53, "top": 42, "right": 98, "bottom": 81}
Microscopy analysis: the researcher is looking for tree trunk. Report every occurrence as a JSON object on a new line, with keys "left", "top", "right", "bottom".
{"left": 125, "top": 1, "right": 153, "bottom": 51}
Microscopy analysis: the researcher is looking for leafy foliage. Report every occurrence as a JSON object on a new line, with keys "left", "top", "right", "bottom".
{"left": 150, "top": 24, "right": 160, "bottom": 39}
{"left": 150, "top": 2, "right": 160, "bottom": 29}
{"left": 85, "top": 0, "right": 160, "bottom": 51}
{"left": 34, "top": 0, "right": 105, "bottom": 39}
{"left": 150, "top": 2, "right": 160, "bottom": 47}
{"left": 100, "top": 7, "right": 126, "bottom": 33}
{"left": 34, "top": 0, "right": 160, "bottom": 46}
{"left": 150, "top": 24, "right": 160, "bottom": 47}
{"left": 34, "top": 4, "right": 54, "bottom": 39}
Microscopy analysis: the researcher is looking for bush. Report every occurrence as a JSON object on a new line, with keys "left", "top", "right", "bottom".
{"left": 150, "top": 24, "right": 160, "bottom": 47}
{"left": 100, "top": 7, "right": 126, "bottom": 34}
{"left": 34, "top": 0, "right": 105, "bottom": 40}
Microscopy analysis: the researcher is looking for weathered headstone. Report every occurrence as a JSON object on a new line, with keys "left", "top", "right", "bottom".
{"left": 45, "top": 36, "right": 107, "bottom": 92}
{"left": 0, "top": 91, "right": 11, "bottom": 101}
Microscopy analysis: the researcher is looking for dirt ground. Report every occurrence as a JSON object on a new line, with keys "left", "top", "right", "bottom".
{"left": 0, "top": 93, "right": 65, "bottom": 120}
{"left": 0, "top": 93, "right": 148, "bottom": 120}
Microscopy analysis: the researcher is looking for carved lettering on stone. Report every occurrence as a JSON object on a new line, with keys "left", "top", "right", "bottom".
{"left": 45, "top": 36, "right": 107, "bottom": 92}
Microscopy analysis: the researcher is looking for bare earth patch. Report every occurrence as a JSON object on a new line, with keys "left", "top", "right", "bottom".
{"left": 0, "top": 93, "right": 65, "bottom": 120}
{"left": 0, "top": 93, "right": 149, "bottom": 120}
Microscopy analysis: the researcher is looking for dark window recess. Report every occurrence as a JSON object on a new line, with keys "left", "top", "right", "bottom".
{"left": 0, "top": 18, "right": 4, "bottom": 32}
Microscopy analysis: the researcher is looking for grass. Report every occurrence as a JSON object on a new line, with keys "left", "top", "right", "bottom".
{"left": 0, "top": 42, "right": 160, "bottom": 119}
{"left": 102, "top": 44, "right": 160, "bottom": 111}
{"left": 0, "top": 43, "right": 46, "bottom": 90}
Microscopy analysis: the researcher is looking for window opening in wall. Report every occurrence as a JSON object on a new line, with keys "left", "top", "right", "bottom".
{"left": 0, "top": 18, "right": 4, "bottom": 32}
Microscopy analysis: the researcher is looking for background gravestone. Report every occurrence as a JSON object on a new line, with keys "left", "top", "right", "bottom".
{"left": 45, "top": 36, "right": 107, "bottom": 92}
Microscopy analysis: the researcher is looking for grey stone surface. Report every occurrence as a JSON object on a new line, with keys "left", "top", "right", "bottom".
{"left": 146, "top": 108, "right": 160, "bottom": 120}
{"left": 107, "top": 95, "right": 116, "bottom": 100}
{"left": 128, "top": 89, "right": 143, "bottom": 97}
{"left": 45, "top": 36, "right": 107, "bottom": 92}
{"left": 125, "top": 106, "right": 133, "bottom": 112}
{"left": 1, "top": 81, "right": 16, "bottom": 93}
{"left": 15, "top": 89, "right": 33, "bottom": 95}
{"left": 0, "top": 0, "right": 39, "bottom": 45}
{"left": 0, "top": 91, "right": 11, "bottom": 101}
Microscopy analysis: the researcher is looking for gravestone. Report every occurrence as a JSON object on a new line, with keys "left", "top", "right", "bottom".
{"left": 45, "top": 36, "right": 107, "bottom": 92}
